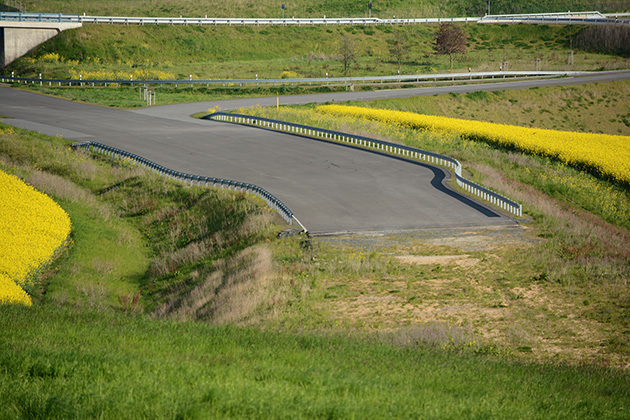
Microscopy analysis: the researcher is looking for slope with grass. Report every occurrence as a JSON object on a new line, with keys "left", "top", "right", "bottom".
{"left": 1, "top": 104, "right": 630, "bottom": 416}
{"left": 8, "top": 23, "right": 627, "bottom": 83}
{"left": 2, "top": 303, "right": 629, "bottom": 419}
{"left": 21, "top": 0, "right": 630, "bottom": 18}
{"left": 239, "top": 102, "right": 630, "bottom": 365}
{"left": 0, "top": 122, "right": 279, "bottom": 314}
{"left": 352, "top": 81, "right": 630, "bottom": 136}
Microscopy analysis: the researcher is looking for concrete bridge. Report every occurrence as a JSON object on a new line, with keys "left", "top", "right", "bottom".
{"left": 0, "top": 21, "right": 81, "bottom": 68}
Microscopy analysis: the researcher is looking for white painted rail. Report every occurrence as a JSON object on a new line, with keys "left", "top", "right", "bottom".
{"left": 2, "top": 11, "right": 628, "bottom": 26}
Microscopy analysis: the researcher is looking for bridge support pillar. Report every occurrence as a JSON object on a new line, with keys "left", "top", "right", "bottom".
{"left": 0, "top": 21, "right": 82, "bottom": 68}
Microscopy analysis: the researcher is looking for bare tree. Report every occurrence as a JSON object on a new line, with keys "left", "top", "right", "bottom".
{"left": 389, "top": 33, "right": 408, "bottom": 74}
{"left": 338, "top": 36, "right": 357, "bottom": 77}
{"left": 434, "top": 23, "right": 468, "bottom": 71}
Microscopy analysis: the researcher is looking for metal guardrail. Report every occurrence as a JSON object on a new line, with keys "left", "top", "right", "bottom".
{"left": 480, "top": 15, "right": 630, "bottom": 25}
{"left": 71, "top": 140, "right": 303, "bottom": 230}
{"left": 1, "top": 11, "right": 628, "bottom": 26}
{"left": 0, "top": 71, "right": 584, "bottom": 88}
{"left": 205, "top": 112, "right": 523, "bottom": 217}
{"left": 0, "top": 12, "right": 79, "bottom": 22}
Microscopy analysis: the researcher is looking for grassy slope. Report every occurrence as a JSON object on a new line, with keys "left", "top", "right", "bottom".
{"left": 22, "top": 0, "right": 630, "bottom": 17}
{"left": 1, "top": 103, "right": 630, "bottom": 415}
{"left": 3, "top": 120, "right": 627, "bottom": 417}
{"left": 239, "top": 99, "right": 630, "bottom": 364}
{"left": 351, "top": 81, "right": 630, "bottom": 135}
{"left": 8, "top": 23, "right": 627, "bottom": 82}
{"left": 7, "top": 21, "right": 629, "bottom": 110}
{"left": 0, "top": 123, "right": 278, "bottom": 313}
{"left": 2, "top": 303, "right": 629, "bottom": 419}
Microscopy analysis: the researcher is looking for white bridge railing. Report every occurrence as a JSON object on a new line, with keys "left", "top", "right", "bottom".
{"left": 206, "top": 112, "right": 523, "bottom": 218}
{"left": 1, "top": 11, "right": 628, "bottom": 26}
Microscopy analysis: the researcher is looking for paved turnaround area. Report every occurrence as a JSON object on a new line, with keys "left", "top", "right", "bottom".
{"left": 4, "top": 71, "right": 628, "bottom": 233}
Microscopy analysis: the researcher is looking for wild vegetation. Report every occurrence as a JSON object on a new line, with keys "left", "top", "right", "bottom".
{"left": 576, "top": 24, "right": 630, "bottom": 55}
{"left": 7, "top": 23, "right": 628, "bottom": 82}
{"left": 6, "top": 19, "right": 629, "bottom": 109}
{"left": 238, "top": 100, "right": 630, "bottom": 363}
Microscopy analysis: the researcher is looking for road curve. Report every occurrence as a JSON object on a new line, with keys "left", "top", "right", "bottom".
{"left": 2, "top": 71, "right": 627, "bottom": 233}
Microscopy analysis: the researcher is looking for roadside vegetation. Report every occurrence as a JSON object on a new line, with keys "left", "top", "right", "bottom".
{"left": 20, "top": 0, "right": 630, "bottom": 18}
{"left": 317, "top": 103, "right": 630, "bottom": 186}
{"left": 238, "top": 99, "right": 630, "bottom": 365}
{"left": 357, "top": 81, "right": 630, "bottom": 135}
{"left": 2, "top": 1, "right": 630, "bottom": 414}
{"left": 6, "top": 22, "right": 630, "bottom": 109}
{"left": 1, "top": 107, "right": 629, "bottom": 416}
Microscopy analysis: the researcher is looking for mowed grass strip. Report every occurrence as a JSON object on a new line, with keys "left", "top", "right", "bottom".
{"left": 1, "top": 304, "right": 628, "bottom": 420}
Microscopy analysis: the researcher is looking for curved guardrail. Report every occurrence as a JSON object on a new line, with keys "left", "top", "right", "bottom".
{"left": 71, "top": 140, "right": 304, "bottom": 230}
{"left": 205, "top": 112, "right": 523, "bottom": 217}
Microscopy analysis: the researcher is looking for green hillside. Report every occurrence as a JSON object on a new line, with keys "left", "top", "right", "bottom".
{"left": 20, "top": 0, "right": 630, "bottom": 17}
{"left": 8, "top": 23, "right": 626, "bottom": 82}
{"left": 1, "top": 123, "right": 629, "bottom": 417}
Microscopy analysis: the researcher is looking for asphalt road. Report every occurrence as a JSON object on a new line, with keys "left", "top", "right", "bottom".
{"left": 2, "top": 71, "right": 628, "bottom": 233}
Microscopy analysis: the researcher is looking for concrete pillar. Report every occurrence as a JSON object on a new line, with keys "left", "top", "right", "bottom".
{"left": 0, "top": 22, "right": 82, "bottom": 68}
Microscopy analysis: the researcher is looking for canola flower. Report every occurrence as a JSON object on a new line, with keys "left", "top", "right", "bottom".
{"left": 0, "top": 170, "right": 71, "bottom": 306}
{"left": 69, "top": 68, "right": 175, "bottom": 81}
{"left": 317, "top": 105, "right": 630, "bottom": 186}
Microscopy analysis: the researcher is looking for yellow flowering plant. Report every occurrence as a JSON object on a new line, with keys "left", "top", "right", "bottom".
{"left": 316, "top": 105, "right": 630, "bottom": 186}
{"left": 0, "top": 170, "right": 71, "bottom": 306}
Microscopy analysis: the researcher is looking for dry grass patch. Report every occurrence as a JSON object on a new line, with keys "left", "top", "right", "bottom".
{"left": 154, "top": 245, "right": 277, "bottom": 324}
{"left": 295, "top": 225, "right": 629, "bottom": 367}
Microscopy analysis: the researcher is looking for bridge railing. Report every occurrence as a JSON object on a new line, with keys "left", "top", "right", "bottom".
{"left": 1, "top": 11, "right": 628, "bottom": 26}
{"left": 205, "top": 112, "right": 522, "bottom": 217}
{"left": 0, "top": 11, "right": 80, "bottom": 22}
{"left": 71, "top": 140, "right": 302, "bottom": 230}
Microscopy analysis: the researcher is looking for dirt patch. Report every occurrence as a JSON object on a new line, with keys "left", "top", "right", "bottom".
{"left": 309, "top": 225, "right": 627, "bottom": 367}
{"left": 395, "top": 255, "right": 479, "bottom": 267}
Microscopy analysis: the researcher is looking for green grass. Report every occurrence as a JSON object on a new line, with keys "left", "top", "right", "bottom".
{"left": 2, "top": 88, "right": 630, "bottom": 415}
{"left": 348, "top": 81, "right": 630, "bottom": 136}
{"left": 237, "top": 103, "right": 630, "bottom": 362}
{"left": 2, "top": 303, "right": 629, "bottom": 419}
{"left": 21, "top": 0, "right": 630, "bottom": 17}
{"left": 8, "top": 23, "right": 626, "bottom": 82}
{"left": 7, "top": 22, "right": 628, "bottom": 108}
{"left": 0, "top": 122, "right": 279, "bottom": 314}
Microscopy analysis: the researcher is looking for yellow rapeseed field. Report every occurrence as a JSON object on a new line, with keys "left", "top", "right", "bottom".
{"left": 0, "top": 170, "right": 71, "bottom": 306}
{"left": 316, "top": 105, "right": 630, "bottom": 186}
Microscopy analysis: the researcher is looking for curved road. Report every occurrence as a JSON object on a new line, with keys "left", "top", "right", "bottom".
{"left": 1, "top": 70, "right": 628, "bottom": 234}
